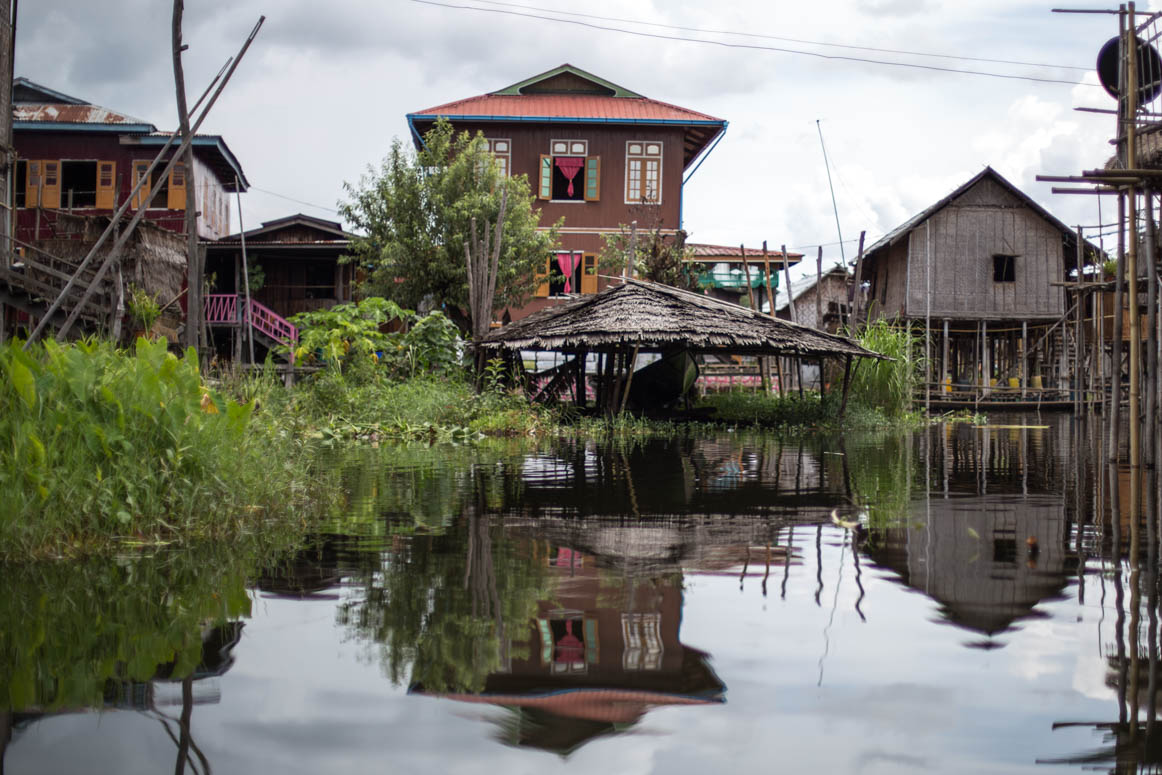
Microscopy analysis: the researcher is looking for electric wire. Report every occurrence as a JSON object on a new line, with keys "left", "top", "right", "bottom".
{"left": 469, "top": 0, "right": 1091, "bottom": 72}
{"left": 248, "top": 186, "right": 341, "bottom": 214}
{"left": 409, "top": 0, "right": 1099, "bottom": 87}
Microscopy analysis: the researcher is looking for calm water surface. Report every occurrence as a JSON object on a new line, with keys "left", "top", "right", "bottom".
{"left": 3, "top": 416, "right": 1157, "bottom": 774}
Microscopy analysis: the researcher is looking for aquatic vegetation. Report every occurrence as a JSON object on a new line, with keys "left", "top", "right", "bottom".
{"left": 846, "top": 318, "right": 924, "bottom": 418}
{"left": 0, "top": 338, "right": 328, "bottom": 557}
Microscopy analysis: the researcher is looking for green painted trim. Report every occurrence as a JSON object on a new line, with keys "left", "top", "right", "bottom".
{"left": 492, "top": 64, "right": 643, "bottom": 98}
{"left": 539, "top": 156, "right": 553, "bottom": 198}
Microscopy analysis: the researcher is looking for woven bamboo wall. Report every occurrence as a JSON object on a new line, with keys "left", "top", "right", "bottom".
{"left": 903, "top": 177, "right": 1065, "bottom": 320}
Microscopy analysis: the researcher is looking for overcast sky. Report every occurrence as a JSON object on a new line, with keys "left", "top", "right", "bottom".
{"left": 13, "top": 0, "right": 1141, "bottom": 281}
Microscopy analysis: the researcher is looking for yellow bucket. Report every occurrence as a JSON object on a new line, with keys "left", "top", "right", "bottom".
{"left": 1031, "top": 375, "right": 1043, "bottom": 389}
{"left": 1008, "top": 377, "right": 1020, "bottom": 389}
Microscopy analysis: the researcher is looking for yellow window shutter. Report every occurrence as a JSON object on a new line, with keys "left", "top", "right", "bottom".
{"left": 25, "top": 160, "right": 41, "bottom": 207}
{"left": 580, "top": 253, "right": 598, "bottom": 294}
{"left": 95, "top": 162, "right": 116, "bottom": 209}
{"left": 168, "top": 163, "right": 187, "bottom": 210}
{"left": 584, "top": 156, "right": 600, "bottom": 201}
{"left": 131, "top": 161, "right": 151, "bottom": 209}
{"left": 534, "top": 256, "right": 550, "bottom": 297}
{"left": 538, "top": 154, "right": 552, "bottom": 200}
{"left": 41, "top": 161, "right": 61, "bottom": 209}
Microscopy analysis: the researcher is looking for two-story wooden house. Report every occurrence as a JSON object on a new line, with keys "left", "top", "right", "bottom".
{"left": 13, "top": 77, "right": 247, "bottom": 243}
{"left": 407, "top": 64, "right": 727, "bottom": 322}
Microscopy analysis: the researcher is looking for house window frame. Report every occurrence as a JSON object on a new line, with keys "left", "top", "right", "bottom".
{"left": 484, "top": 138, "right": 511, "bottom": 177}
{"left": 624, "top": 141, "right": 662, "bottom": 205}
{"left": 548, "top": 139, "right": 589, "bottom": 202}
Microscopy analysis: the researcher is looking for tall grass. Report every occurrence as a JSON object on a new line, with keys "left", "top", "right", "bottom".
{"left": 0, "top": 337, "right": 326, "bottom": 556}
{"left": 846, "top": 318, "right": 923, "bottom": 419}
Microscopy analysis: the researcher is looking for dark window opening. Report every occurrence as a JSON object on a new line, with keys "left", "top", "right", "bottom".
{"left": 551, "top": 159, "right": 586, "bottom": 201}
{"left": 992, "top": 538, "right": 1017, "bottom": 563}
{"left": 149, "top": 166, "right": 169, "bottom": 207}
{"left": 61, "top": 161, "right": 97, "bottom": 208}
{"left": 549, "top": 252, "right": 583, "bottom": 296}
{"left": 14, "top": 160, "right": 25, "bottom": 207}
{"left": 993, "top": 254, "right": 1017, "bottom": 282}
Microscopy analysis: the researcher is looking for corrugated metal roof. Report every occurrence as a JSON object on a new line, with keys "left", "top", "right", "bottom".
{"left": 687, "top": 243, "right": 802, "bottom": 261}
{"left": 14, "top": 102, "right": 153, "bottom": 128}
{"left": 411, "top": 93, "right": 722, "bottom": 123}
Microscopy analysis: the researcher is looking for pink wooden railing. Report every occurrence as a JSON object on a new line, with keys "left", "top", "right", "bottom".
{"left": 248, "top": 298, "right": 297, "bottom": 346}
{"left": 204, "top": 294, "right": 238, "bottom": 325}
{"left": 203, "top": 294, "right": 297, "bottom": 347}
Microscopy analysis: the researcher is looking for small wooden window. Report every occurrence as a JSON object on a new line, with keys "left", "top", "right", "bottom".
{"left": 538, "top": 154, "right": 552, "bottom": 200}
{"left": 24, "top": 160, "right": 41, "bottom": 207}
{"left": 41, "top": 161, "right": 61, "bottom": 209}
{"left": 534, "top": 256, "right": 550, "bottom": 297}
{"left": 168, "top": 163, "right": 187, "bottom": 210}
{"left": 484, "top": 138, "right": 510, "bottom": 177}
{"left": 584, "top": 157, "right": 600, "bottom": 202}
{"left": 625, "top": 141, "right": 662, "bottom": 204}
{"left": 131, "top": 160, "right": 151, "bottom": 209}
{"left": 992, "top": 254, "right": 1016, "bottom": 282}
{"left": 580, "top": 253, "right": 598, "bottom": 294}
{"left": 95, "top": 162, "right": 116, "bottom": 209}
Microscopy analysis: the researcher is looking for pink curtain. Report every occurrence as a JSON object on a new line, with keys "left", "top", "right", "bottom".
{"left": 556, "top": 252, "right": 578, "bottom": 293}
{"left": 555, "top": 156, "right": 584, "bottom": 197}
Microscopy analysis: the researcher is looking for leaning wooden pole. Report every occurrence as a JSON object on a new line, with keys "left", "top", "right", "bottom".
{"left": 1146, "top": 199, "right": 1159, "bottom": 465}
{"left": 850, "top": 231, "right": 866, "bottom": 328}
{"left": 762, "top": 240, "right": 777, "bottom": 392}
{"left": 235, "top": 176, "right": 255, "bottom": 365}
{"left": 38, "top": 18, "right": 264, "bottom": 345}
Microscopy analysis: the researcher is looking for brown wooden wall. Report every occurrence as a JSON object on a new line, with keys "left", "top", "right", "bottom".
{"left": 902, "top": 177, "right": 1066, "bottom": 320}
{"left": 443, "top": 122, "right": 685, "bottom": 241}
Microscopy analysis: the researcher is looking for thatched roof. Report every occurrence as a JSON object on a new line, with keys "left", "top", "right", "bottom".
{"left": 1106, "top": 122, "right": 1162, "bottom": 170}
{"left": 481, "top": 278, "right": 883, "bottom": 359}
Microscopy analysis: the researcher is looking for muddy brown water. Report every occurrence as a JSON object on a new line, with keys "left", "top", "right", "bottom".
{"left": 2, "top": 414, "right": 1156, "bottom": 773}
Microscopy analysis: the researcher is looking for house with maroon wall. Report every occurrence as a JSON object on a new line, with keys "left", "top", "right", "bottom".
{"left": 12, "top": 77, "right": 246, "bottom": 244}
{"left": 407, "top": 64, "right": 727, "bottom": 322}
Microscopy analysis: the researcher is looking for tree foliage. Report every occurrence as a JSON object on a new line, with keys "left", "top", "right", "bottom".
{"left": 599, "top": 208, "right": 703, "bottom": 292}
{"left": 340, "top": 119, "right": 559, "bottom": 325}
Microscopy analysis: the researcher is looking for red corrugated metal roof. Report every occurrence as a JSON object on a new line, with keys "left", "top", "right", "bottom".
{"left": 412, "top": 93, "right": 722, "bottom": 123}
{"left": 688, "top": 243, "right": 803, "bottom": 260}
{"left": 14, "top": 103, "right": 151, "bottom": 127}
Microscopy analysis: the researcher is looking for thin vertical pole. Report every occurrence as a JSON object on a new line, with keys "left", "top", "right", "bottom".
{"left": 235, "top": 176, "right": 255, "bottom": 365}
{"left": 850, "top": 231, "right": 866, "bottom": 329}
{"left": 943, "top": 318, "right": 950, "bottom": 396}
{"left": 815, "top": 245, "right": 823, "bottom": 330}
{"left": 1128, "top": 2, "right": 1142, "bottom": 469}
{"left": 1145, "top": 200, "right": 1158, "bottom": 463}
{"left": 1022, "top": 320, "right": 1029, "bottom": 399}
{"left": 1111, "top": 193, "right": 1126, "bottom": 461}
{"left": 925, "top": 222, "right": 932, "bottom": 412}
{"left": 763, "top": 240, "right": 776, "bottom": 392}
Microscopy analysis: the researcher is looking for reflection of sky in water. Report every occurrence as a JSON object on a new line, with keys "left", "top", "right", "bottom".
{"left": 3, "top": 419, "right": 1149, "bottom": 774}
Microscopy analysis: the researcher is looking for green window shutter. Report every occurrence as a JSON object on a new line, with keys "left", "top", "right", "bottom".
{"left": 585, "top": 156, "right": 600, "bottom": 201}
{"left": 538, "top": 154, "right": 552, "bottom": 200}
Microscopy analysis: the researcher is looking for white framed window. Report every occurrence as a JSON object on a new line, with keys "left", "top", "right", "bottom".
{"left": 625, "top": 141, "right": 662, "bottom": 204}
{"left": 484, "top": 138, "right": 510, "bottom": 177}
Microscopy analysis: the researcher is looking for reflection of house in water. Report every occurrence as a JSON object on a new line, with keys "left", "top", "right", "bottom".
{"left": 866, "top": 495, "right": 1073, "bottom": 644}
{"left": 414, "top": 546, "right": 725, "bottom": 756}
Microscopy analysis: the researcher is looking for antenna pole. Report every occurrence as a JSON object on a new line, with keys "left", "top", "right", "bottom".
{"left": 817, "top": 120, "right": 846, "bottom": 267}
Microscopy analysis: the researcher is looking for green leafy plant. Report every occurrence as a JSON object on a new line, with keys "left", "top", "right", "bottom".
{"left": 126, "top": 284, "right": 161, "bottom": 334}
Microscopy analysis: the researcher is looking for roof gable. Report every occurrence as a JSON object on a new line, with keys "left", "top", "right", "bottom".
{"left": 14, "top": 77, "right": 86, "bottom": 105}
{"left": 863, "top": 167, "right": 1082, "bottom": 260}
{"left": 226, "top": 213, "right": 353, "bottom": 242}
{"left": 493, "top": 64, "right": 642, "bottom": 98}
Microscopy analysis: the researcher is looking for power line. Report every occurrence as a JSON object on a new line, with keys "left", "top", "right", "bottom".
{"left": 409, "top": 0, "right": 1100, "bottom": 87}
{"left": 248, "top": 186, "right": 341, "bottom": 214}
{"left": 469, "top": 0, "right": 1091, "bottom": 72}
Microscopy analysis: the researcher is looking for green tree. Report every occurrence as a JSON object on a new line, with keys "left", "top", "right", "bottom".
{"left": 599, "top": 207, "right": 703, "bottom": 292}
{"left": 340, "top": 119, "right": 559, "bottom": 330}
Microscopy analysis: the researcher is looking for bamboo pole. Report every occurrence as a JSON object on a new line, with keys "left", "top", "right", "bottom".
{"left": 235, "top": 176, "right": 254, "bottom": 365}
{"left": 740, "top": 244, "right": 769, "bottom": 393}
{"left": 781, "top": 244, "right": 802, "bottom": 393}
{"left": 763, "top": 240, "right": 776, "bottom": 392}
{"left": 1111, "top": 192, "right": 1126, "bottom": 460}
{"left": 1128, "top": 1, "right": 1142, "bottom": 469}
{"left": 943, "top": 318, "right": 951, "bottom": 396}
{"left": 619, "top": 342, "right": 640, "bottom": 415}
{"left": 1146, "top": 200, "right": 1158, "bottom": 462}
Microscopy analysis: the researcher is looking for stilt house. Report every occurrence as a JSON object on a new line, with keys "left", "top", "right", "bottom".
{"left": 860, "top": 167, "right": 1096, "bottom": 402}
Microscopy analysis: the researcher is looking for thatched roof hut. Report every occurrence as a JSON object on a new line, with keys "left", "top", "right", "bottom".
{"left": 481, "top": 277, "right": 881, "bottom": 360}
